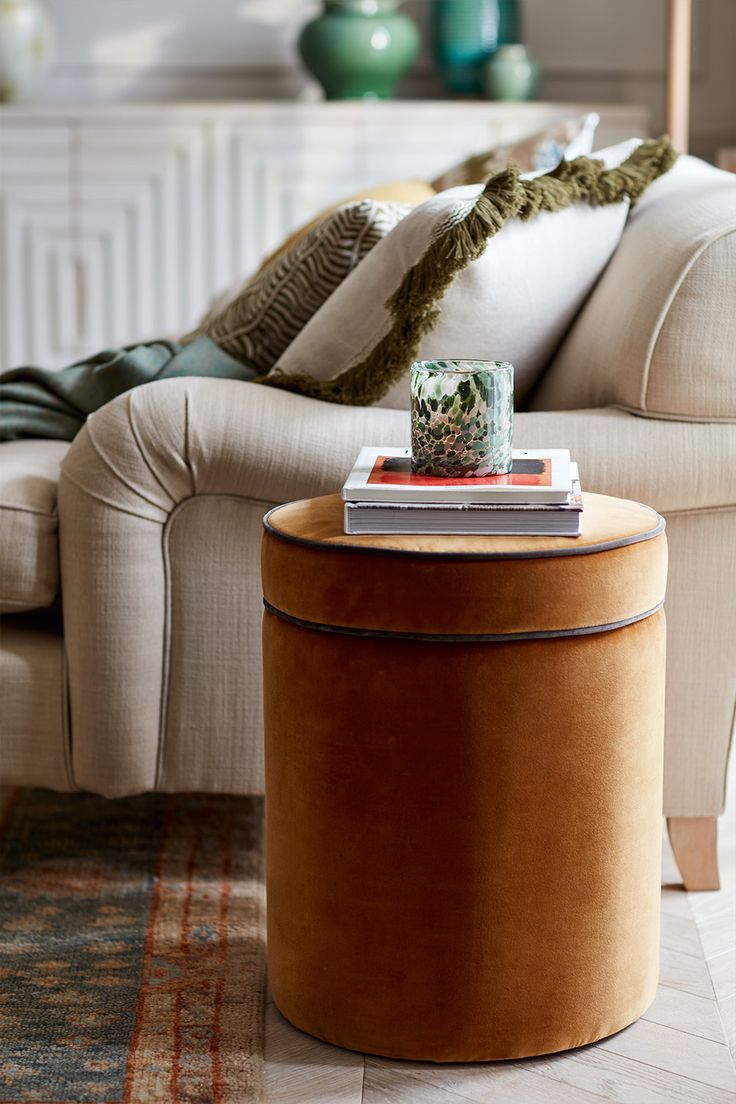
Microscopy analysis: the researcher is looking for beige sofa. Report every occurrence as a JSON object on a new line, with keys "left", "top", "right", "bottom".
{"left": 1, "top": 154, "right": 734, "bottom": 889}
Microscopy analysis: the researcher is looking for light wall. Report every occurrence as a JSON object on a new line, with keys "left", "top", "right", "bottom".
{"left": 40, "top": 0, "right": 735, "bottom": 161}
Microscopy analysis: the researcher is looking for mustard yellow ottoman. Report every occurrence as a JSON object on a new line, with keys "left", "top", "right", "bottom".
{"left": 261, "top": 492, "right": 667, "bottom": 1062}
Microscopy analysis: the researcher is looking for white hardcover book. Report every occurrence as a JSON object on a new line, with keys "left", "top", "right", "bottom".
{"left": 342, "top": 447, "right": 572, "bottom": 505}
{"left": 344, "top": 467, "right": 583, "bottom": 536}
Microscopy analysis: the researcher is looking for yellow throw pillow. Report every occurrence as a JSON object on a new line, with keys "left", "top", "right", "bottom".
{"left": 259, "top": 179, "right": 435, "bottom": 270}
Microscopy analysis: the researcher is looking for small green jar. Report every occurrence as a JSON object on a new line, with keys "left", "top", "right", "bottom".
{"left": 298, "top": 0, "right": 420, "bottom": 101}
{"left": 483, "top": 43, "right": 539, "bottom": 101}
{"left": 411, "top": 360, "right": 513, "bottom": 478}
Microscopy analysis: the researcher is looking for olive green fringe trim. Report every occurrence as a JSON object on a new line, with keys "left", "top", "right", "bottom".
{"left": 259, "top": 136, "right": 676, "bottom": 407}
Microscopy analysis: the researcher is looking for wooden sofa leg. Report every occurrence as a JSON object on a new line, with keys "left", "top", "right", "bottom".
{"left": 667, "top": 817, "right": 720, "bottom": 891}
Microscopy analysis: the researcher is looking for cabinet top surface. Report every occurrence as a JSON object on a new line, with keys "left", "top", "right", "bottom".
{"left": 0, "top": 100, "right": 651, "bottom": 120}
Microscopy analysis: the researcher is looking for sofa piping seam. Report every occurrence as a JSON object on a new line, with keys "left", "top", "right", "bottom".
{"left": 613, "top": 402, "right": 736, "bottom": 425}
{"left": 663, "top": 504, "right": 736, "bottom": 519}
{"left": 0, "top": 503, "right": 57, "bottom": 518}
{"left": 0, "top": 595, "right": 57, "bottom": 610}
{"left": 60, "top": 639, "right": 78, "bottom": 792}
{"left": 156, "top": 501, "right": 175, "bottom": 792}
{"left": 184, "top": 385, "right": 192, "bottom": 494}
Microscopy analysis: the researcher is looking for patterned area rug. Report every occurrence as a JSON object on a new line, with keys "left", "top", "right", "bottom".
{"left": 0, "top": 788, "right": 265, "bottom": 1103}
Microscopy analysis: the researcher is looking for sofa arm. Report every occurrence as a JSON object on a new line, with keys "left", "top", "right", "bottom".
{"left": 531, "top": 155, "right": 736, "bottom": 422}
{"left": 58, "top": 377, "right": 409, "bottom": 795}
{"left": 61, "top": 375, "right": 410, "bottom": 512}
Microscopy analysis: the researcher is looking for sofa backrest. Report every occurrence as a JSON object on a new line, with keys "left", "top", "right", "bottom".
{"left": 529, "top": 155, "right": 736, "bottom": 422}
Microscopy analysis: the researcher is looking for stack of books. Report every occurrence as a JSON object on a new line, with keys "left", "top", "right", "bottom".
{"left": 342, "top": 447, "right": 583, "bottom": 536}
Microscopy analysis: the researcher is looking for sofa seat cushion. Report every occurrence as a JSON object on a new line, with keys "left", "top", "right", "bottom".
{"left": 0, "top": 440, "right": 69, "bottom": 613}
{"left": 0, "top": 611, "right": 72, "bottom": 789}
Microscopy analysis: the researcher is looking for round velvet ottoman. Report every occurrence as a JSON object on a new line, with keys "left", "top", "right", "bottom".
{"left": 261, "top": 492, "right": 668, "bottom": 1062}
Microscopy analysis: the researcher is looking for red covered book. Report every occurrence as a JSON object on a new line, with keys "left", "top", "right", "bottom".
{"left": 342, "top": 447, "right": 573, "bottom": 504}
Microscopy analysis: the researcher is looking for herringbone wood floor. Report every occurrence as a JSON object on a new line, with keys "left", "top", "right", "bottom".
{"left": 264, "top": 757, "right": 736, "bottom": 1103}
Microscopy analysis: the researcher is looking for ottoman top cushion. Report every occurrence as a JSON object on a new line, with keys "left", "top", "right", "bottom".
{"left": 262, "top": 492, "right": 666, "bottom": 639}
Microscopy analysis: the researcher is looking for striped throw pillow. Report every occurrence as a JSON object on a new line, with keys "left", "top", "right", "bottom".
{"left": 186, "top": 200, "right": 411, "bottom": 374}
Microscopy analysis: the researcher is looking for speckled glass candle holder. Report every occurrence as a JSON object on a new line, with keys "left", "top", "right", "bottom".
{"left": 410, "top": 359, "right": 513, "bottom": 477}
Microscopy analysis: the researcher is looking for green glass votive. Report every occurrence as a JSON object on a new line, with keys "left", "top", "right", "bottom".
{"left": 410, "top": 359, "right": 513, "bottom": 477}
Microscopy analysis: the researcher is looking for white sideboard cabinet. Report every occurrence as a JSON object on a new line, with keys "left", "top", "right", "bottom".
{"left": 0, "top": 101, "right": 649, "bottom": 371}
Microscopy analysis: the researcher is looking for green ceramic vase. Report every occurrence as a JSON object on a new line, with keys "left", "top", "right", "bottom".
{"left": 298, "top": 0, "right": 420, "bottom": 101}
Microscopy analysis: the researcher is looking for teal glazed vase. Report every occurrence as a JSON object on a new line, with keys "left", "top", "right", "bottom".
{"left": 431, "top": 0, "right": 520, "bottom": 95}
{"left": 483, "top": 43, "right": 539, "bottom": 101}
{"left": 298, "top": 0, "right": 420, "bottom": 101}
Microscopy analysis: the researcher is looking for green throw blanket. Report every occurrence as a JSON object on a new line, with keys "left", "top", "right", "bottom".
{"left": 0, "top": 337, "right": 257, "bottom": 442}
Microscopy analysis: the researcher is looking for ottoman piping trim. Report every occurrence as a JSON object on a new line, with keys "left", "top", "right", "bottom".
{"left": 262, "top": 509, "right": 665, "bottom": 560}
{"left": 262, "top": 598, "right": 664, "bottom": 643}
